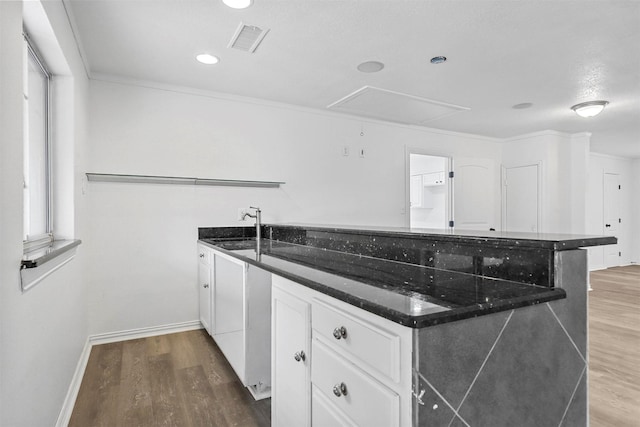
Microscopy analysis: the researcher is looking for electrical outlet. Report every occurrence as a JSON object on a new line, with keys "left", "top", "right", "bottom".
{"left": 238, "top": 208, "right": 248, "bottom": 221}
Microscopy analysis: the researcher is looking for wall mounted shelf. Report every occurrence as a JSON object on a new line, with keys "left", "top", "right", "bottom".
{"left": 85, "top": 173, "right": 284, "bottom": 188}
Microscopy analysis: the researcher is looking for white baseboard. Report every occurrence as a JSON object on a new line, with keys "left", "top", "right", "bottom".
{"left": 89, "top": 320, "right": 202, "bottom": 346}
{"left": 55, "top": 320, "right": 203, "bottom": 426}
{"left": 55, "top": 338, "right": 92, "bottom": 427}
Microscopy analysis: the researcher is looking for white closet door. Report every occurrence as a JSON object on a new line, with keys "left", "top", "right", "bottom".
{"left": 502, "top": 163, "right": 540, "bottom": 233}
{"left": 603, "top": 173, "right": 621, "bottom": 267}
{"left": 453, "top": 158, "right": 496, "bottom": 230}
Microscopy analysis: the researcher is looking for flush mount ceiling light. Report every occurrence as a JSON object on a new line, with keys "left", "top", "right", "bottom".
{"left": 357, "top": 61, "right": 385, "bottom": 73}
{"left": 430, "top": 56, "right": 447, "bottom": 64}
{"left": 571, "top": 100, "right": 609, "bottom": 118}
{"left": 222, "top": 0, "right": 252, "bottom": 9}
{"left": 196, "top": 53, "right": 219, "bottom": 65}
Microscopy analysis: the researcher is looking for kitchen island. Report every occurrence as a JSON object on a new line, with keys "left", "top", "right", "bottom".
{"left": 198, "top": 224, "right": 614, "bottom": 427}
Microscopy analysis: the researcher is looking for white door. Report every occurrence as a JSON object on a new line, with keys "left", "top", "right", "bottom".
{"left": 272, "top": 285, "right": 311, "bottom": 427}
{"left": 603, "top": 173, "right": 621, "bottom": 267}
{"left": 502, "top": 164, "right": 540, "bottom": 233}
{"left": 454, "top": 158, "right": 496, "bottom": 230}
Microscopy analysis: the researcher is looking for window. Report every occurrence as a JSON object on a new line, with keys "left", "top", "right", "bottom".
{"left": 23, "top": 33, "right": 52, "bottom": 251}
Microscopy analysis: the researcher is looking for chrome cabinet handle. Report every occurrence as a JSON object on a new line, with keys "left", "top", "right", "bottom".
{"left": 333, "top": 326, "right": 347, "bottom": 340}
{"left": 199, "top": 253, "right": 205, "bottom": 258}
{"left": 203, "top": 283, "right": 209, "bottom": 288}
{"left": 293, "top": 350, "right": 306, "bottom": 362}
{"left": 333, "top": 382, "right": 348, "bottom": 397}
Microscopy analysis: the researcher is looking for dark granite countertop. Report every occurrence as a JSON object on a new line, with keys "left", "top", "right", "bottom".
{"left": 198, "top": 237, "right": 566, "bottom": 328}
{"left": 265, "top": 223, "right": 617, "bottom": 251}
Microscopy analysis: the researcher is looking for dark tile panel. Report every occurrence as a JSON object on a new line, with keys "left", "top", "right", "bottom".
{"left": 416, "top": 310, "right": 512, "bottom": 409}
{"left": 448, "top": 415, "right": 469, "bottom": 427}
{"left": 415, "top": 373, "right": 458, "bottom": 427}
{"left": 455, "top": 304, "right": 585, "bottom": 427}
{"left": 549, "top": 249, "right": 588, "bottom": 358}
{"left": 560, "top": 368, "right": 587, "bottom": 427}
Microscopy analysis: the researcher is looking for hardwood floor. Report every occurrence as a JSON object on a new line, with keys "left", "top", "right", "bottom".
{"left": 69, "top": 329, "right": 270, "bottom": 427}
{"left": 70, "top": 266, "right": 639, "bottom": 426}
{"left": 589, "top": 265, "right": 640, "bottom": 427}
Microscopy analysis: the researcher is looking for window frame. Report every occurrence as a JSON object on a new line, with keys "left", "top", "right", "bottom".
{"left": 23, "top": 32, "right": 54, "bottom": 252}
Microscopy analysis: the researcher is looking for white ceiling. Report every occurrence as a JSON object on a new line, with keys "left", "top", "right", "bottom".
{"left": 65, "top": 0, "right": 640, "bottom": 158}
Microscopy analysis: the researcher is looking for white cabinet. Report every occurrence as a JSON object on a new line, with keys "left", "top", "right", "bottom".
{"left": 423, "top": 171, "right": 445, "bottom": 186}
{"left": 272, "top": 284, "right": 311, "bottom": 427}
{"left": 411, "top": 171, "right": 445, "bottom": 209}
{"left": 197, "top": 244, "right": 213, "bottom": 335}
{"left": 410, "top": 175, "right": 423, "bottom": 207}
{"left": 272, "top": 275, "right": 412, "bottom": 427}
{"left": 197, "top": 245, "right": 272, "bottom": 399}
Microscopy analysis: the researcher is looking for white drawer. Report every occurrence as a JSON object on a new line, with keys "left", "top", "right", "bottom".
{"left": 312, "top": 385, "right": 357, "bottom": 427}
{"left": 311, "top": 339, "right": 400, "bottom": 427}
{"left": 312, "top": 299, "right": 401, "bottom": 383}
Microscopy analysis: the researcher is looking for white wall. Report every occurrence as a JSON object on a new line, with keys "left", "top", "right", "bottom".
{"left": 586, "top": 153, "right": 636, "bottom": 269}
{"left": 502, "top": 131, "right": 590, "bottom": 234}
{"left": 0, "top": 1, "right": 88, "bottom": 426}
{"left": 85, "top": 78, "right": 503, "bottom": 335}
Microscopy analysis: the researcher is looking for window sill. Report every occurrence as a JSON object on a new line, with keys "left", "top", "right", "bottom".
{"left": 20, "top": 239, "right": 81, "bottom": 292}
{"left": 21, "top": 239, "right": 81, "bottom": 269}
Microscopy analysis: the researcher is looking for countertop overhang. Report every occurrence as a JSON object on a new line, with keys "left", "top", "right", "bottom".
{"left": 199, "top": 237, "right": 566, "bottom": 328}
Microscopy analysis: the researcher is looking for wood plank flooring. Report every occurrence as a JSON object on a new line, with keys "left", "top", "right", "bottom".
{"left": 70, "top": 266, "right": 639, "bottom": 426}
{"left": 69, "top": 329, "right": 270, "bottom": 427}
{"left": 589, "top": 265, "right": 640, "bottom": 427}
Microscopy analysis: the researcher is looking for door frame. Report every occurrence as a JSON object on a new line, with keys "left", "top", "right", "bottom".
{"left": 404, "top": 146, "right": 452, "bottom": 229}
{"left": 501, "top": 161, "right": 543, "bottom": 233}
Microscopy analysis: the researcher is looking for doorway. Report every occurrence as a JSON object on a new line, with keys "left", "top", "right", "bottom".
{"left": 408, "top": 153, "right": 451, "bottom": 229}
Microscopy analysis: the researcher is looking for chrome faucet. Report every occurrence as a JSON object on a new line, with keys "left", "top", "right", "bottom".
{"left": 242, "top": 206, "right": 262, "bottom": 242}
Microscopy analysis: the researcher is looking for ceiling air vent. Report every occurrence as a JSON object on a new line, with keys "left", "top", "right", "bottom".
{"left": 228, "top": 22, "right": 269, "bottom": 53}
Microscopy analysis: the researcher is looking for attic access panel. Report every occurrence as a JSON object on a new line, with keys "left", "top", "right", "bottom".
{"left": 327, "top": 86, "right": 470, "bottom": 125}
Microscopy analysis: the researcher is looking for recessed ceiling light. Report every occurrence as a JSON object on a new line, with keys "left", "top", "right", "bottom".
{"left": 512, "top": 102, "right": 533, "bottom": 109}
{"left": 196, "top": 53, "right": 219, "bottom": 65}
{"left": 222, "top": 0, "right": 252, "bottom": 9}
{"left": 430, "top": 56, "right": 447, "bottom": 64}
{"left": 357, "top": 61, "right": 385, "bottom": 73}
{"left": 571, "top": 100, "right": 609, "bottom": 118}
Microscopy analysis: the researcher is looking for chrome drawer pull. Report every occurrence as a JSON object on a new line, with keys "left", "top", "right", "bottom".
{"left": 333, "top": 382, "right": 348, "bottom": 397}
{"left": 199, "top": 253, "right": 205, "bottom": 258}
{"left": 294, "top": 351, "right": 306, "bottom": 362}
{"left": 203, "top": 283, "right": 209, "bottom": 288}
{"left": 332, "top": 326, "right": 347, "bottom": 340}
